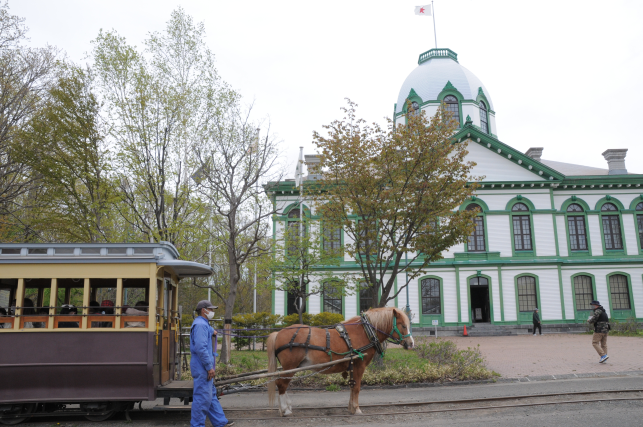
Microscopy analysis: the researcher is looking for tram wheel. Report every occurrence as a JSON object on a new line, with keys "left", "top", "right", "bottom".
{"left": 84, "top": 411, "right": 114, "bottom": 422}
{"left": 0, "top": 403, "right": 36, "bottom": 425}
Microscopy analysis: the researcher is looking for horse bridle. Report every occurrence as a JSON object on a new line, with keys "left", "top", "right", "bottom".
{"left": 361, "top": 313, "right": 411, "bottom": 349}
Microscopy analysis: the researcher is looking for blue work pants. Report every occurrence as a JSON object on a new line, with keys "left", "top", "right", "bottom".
{"left": 190, "top": 369, "right": 228, "bottom": 427}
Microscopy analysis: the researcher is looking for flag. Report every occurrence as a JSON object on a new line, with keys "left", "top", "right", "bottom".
{"left": 415, "top": 5, "right": 431, "bottom": 16}
{"left": 294, "top": 147, "right": 304, "bottom": 187}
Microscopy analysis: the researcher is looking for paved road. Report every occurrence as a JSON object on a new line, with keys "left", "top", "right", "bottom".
{"left": 19, "top": 375, "right": 643, "bottom": 426}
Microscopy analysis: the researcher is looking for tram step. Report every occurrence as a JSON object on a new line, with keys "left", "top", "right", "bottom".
{"left": 152, "top": 405, "right": 192, "bottom": 411}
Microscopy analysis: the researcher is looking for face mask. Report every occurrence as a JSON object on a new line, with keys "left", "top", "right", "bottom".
{"left": 206, "top": 310, "right": 215, "bottom": 320}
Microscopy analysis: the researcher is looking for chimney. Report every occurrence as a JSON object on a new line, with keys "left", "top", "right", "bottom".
{"left": 525, "top": 147, "right": 543, "bottom": 161}
{"left": 304, "top": 154, "right": 321, "bottom": 180}
{"left": 602, "top": 149, "right": 628, "bottom": 175}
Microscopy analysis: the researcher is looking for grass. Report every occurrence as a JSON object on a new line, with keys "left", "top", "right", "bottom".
{"left": 182, "top": 340, "right": 497, "bottom": 387}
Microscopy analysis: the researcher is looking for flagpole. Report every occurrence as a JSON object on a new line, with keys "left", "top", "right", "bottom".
{"left": 432, "top": 1, "right": 437, "bottom": 48}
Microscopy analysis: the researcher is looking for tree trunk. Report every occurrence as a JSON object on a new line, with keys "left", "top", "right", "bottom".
{"left": 219, "top": 245, "right": 240, "bottom": 364}
{"left": 297, "top": 303, "right": 303, "bottom": 325}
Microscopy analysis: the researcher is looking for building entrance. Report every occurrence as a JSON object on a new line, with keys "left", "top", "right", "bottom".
{"left": 469, "top": 276, "right": 490, "bottom": 323}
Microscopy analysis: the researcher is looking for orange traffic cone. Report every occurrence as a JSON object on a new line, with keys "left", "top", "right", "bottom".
{"left": 463, "top": 325, "right": 468, "bottom": 337}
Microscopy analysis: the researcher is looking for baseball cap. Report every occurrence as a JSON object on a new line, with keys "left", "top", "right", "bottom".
{"left": 101, "top": 300, "right": 114, "bottom": 307}
{"left": 196, "top": 300, "right": 218, "bottom": 311}
{"left": 590, "top": 300, "right": 601, "bottom": 306}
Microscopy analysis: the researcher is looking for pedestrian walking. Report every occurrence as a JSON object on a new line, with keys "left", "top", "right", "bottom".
{"left": 532, "top": 308, "right": 542, "bottom": 336}
{"left": 587, "top": 300, "right": 610, "bottom": 363}
{"left": 190, "top": 300, "right": 233, "bottom": 427}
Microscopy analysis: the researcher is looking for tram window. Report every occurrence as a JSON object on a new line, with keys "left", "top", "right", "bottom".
{"left": 108, "top": 247, "right": 127, "bottom": 255}
{"left": 90, "top": 278, "right": 117, "bottom": 328}
{"left": 121, "top": 278, "right": 149, "bottom": 328}
{"left": 0, "top": 280, "right": 17, "bottom": 330}
{"left": 23, "top": 279, "right": 52, "bottom": 328}
{"left": 1, "top": 248, "right": 20, "bottom": 255}
{"left": 81, "top": 247, "right": 101, "bottom": 255}
{"left": 134, "top": 247, "right": 154, "bottom": 255}
{"left": 54, "top": 279, "right": 84, "bottom": 329}
{"left": 54, "top": 247, "right": 75, "bottom": 255}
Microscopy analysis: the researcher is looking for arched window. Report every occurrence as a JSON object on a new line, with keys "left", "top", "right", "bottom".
{"left": 479, "top": 100, "right": 489, "bottom": 134}
{"left": 443, "top": 95, "right": 460, "bottom": 127}
{"left": 322, "top": 282, "right": 342, "bottom": 314}
{"left": 573, "top": 275, "right": 594, "bottom": 311}
{"left": 421, "top": 278, "right": 441, "bottom": 314}
{"left": 511, "top": 203, "right": 532, "bottom": 251}
{"left": 601, "top": 203, "right": 623, "bottom": 250}
{"left": 567, "top": 203, "right": 588, "bottom": 251}
{"left": 636, "top": 202, "right": 643, "bottom": 250}
{"left": 408, "top": 101, "right": 420, "bottom": 117}
{"left": 517, "top": 276, "right": 537, "bottom": 312}
{"left": 466, "top": 204, "right": 485, "bottom": 252}
{"left": 287, "top": 208, "right": 304, "bottom": 256}
{"left": 609, "top": 274, "right": 631, "bottom": 310}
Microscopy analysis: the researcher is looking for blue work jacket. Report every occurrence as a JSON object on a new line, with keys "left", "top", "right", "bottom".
{"left": 190, "top": 316, "right": 217, "bottom": 372}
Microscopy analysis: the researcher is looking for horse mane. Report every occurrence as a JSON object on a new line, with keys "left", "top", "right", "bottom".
{"left": 343, "top": 307, "right": 409, "bottom": 333}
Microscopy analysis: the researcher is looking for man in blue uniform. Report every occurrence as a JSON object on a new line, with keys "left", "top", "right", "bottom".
{"left": 190, "top": 300, "right": 232, "bottom": 427}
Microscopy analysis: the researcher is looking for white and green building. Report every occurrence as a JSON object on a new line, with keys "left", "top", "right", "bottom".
{"left": 267, "top": 48, "right": 643, "bottom": 334}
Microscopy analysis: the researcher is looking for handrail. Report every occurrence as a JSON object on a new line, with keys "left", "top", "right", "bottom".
{"left": 418, "top": 48, "right": 458, "bottom": 64}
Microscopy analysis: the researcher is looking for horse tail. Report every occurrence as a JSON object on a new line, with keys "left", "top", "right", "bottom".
{"left": 267, "top": 331, "right": 279, "bottom": 407}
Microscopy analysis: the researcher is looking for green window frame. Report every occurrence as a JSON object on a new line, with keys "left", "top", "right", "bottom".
{"left": 322, "top": 222, "right": 342, "bottom": 252}
{"left": 566, "top": 203, "right": 588, "bottom": 251}
{"left": 516, "top": 276, "right": 538, "bottom": 312}
{"left": 358, "top": 282, "right": 376, "bottom": 313}
{"left": 466, "top": 204, "right": 486, "bottom": 252}
{"left": 608, "top": 274, "right": 631, "bottom": 310}
{"left": 479, "top": 100, "right": 489, "bottom": 134}
{"left": 573, "top": 275, "right": 595, "bottom": 311}
{"left": 600, "top": 203, "right": 623, "bottom": 250}
{"left": 511, "top": 203, "right": 533, "bottom": 251}
{"left": 443, "top": 95, "right": 460, "bottom": 127}
{"left": 636, "top": 202, "right": 643, "bottom": 250}
{"left": 321, "top": 282, "right": 342, "bottom": 314}
{"left": 285, "top": 207, "right": 308, "bottom": 257}
{"left": 420, "top": 277, "right": 441, "bottom": 314}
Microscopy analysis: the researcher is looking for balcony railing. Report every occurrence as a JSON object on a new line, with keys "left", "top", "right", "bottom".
{"left": 418, "top": 48, "right": 458, "bottom": 65}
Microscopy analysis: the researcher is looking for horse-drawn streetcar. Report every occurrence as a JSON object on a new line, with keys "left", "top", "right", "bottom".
{"left": 0, "top": 242, "right": 213, "bottom": 425}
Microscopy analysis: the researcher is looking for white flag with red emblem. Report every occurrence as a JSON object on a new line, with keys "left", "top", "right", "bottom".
{"left": 414, "top": 5, "right": 432, "bottom": 16}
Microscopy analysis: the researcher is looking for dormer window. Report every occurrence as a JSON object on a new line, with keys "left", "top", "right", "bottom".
{"left": 407, "top": 101, "right": 420, "bottom": 117}
{"left": 443, "top": 95, "right": 460, "bottom": 127}
{"left": 479, "top": 100, "right": 488, "bottom": 134}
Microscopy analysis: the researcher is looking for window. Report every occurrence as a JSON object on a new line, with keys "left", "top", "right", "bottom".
{"left": 323, "top": 223, "right": 341, "bottom": 252}
{"left": 421, "top": 278, "right": 441, "bottom": 314}
{"left": 601, "top": 203, "right": 623, "bottom": 250}
{"left": 511, "top": 203, "right": 532, "bottom": 251}
{"left": 359, "top": 283, "right": 375, "bottom": 313}
{"left": 573, "top": 275, "right": 594, "bottom": 311}
{"left": 443, "top": 95, "right": 460, "bottom": 126}
{"left": 567, "top": 203, "right": 588, "bottom": 251}
{"left": 479, "top": 100, "right": 488, "bottom": 134}
{"left": 322, "top": 282, "right": 342, "bottom": 314}
{"left": 609, "top": 274, "right": 631, "bottom": 310}
{"left": 466, "top": 204, "right": 485, "bottom": 252}
{"left": 469, "top": 276, "right": 488, "bottom": 286}
{"left": 357, "top": 222, "right": 376, "bottom": 257}
{"left": 286, "top": 283, "right": 306, "bottom": 316}
{"left": 636, "top": 202, "right": 643, "bottom": 250}
{"left": 287, "top": 208, "right": 305, "bottom": 256}
{"left": 517, "top": 276, "right": 537, "bottom": 312}
{"left": 408, "top": 101, "right": 420, "bottom": 117}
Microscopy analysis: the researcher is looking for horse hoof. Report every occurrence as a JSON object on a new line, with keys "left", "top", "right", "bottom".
{"left": 354, "top": 409, "right": 363, "bottom": 415}
{"left": 283, "top": 410, "right": 293, "bottom": 417}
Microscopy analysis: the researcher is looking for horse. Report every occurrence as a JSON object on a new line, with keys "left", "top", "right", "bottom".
{"left": 266, "top": 307, "right": 414, "bottom": 416}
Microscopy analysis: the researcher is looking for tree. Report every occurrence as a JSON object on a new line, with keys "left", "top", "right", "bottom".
{"left": 194, "top": 105, "right": 282, "bottom": 364}
{"left": 268, "top": 214, "right": 346, "bottom": 324}
{"left": 308, "top": 100, "right": 481, "bottom": 308}
{"left": 0, "top": 1, "right": 57, "bottom": 239}
{"left": 91, "top": 7, "right": 236, "bottom": 248}
{"left": 17, "top": 65, "right": 115, "bottom": 242}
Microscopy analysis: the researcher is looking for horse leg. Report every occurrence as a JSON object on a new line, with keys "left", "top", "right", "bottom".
{"left": 348, "top": 363, "right": 366, "bottom": 415}
{"left": 276, "top": 378, "right": 293, "bottom": 416}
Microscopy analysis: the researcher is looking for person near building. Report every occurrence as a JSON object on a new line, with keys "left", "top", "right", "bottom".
{"left": 190, "top": 300, "right": 232, "bottom": 427}
{"left": 532, "top": 308, "right": 542, "bottom": 336}
{"left": 587, "top": 300, "right": 610, "bottom": 363}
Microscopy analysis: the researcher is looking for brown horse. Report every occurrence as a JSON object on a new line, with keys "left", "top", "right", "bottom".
{"left": 266, "top": 307, "right": 414, "bottom": 416}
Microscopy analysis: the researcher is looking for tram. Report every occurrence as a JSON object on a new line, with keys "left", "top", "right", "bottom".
{"left": 0, "top": 242, "right": 212, "bottom": 424}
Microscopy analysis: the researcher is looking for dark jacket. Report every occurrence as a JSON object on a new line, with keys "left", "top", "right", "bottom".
{"left": 587, "top": 306, "right": 609, "bottom": 333}
{"left": 533, "top": 311, "right": 540, "bottom": 324}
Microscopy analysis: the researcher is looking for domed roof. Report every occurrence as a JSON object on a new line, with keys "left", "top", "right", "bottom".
{"left": 395, "top": 49, "right": 494, "bottom": 114}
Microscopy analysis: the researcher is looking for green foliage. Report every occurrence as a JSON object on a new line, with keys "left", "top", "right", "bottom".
{"left": 325, "top": 384, "right": 341, "bottom": 392}
{"left": 609, "top": 316, "right": 642, "bottom": 336}
{"left": 307, "top": 100, "right": 481, "bottom": 307}
{"left": 310, "top": 312, "right": 345, "bottom": 326}
{"left": 281, "top": 312, "right": 313, "bottom": 326}
{"left": 231, "top": 312, "right": 282, "bottom": 350}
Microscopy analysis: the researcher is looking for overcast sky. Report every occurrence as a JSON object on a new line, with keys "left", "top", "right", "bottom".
{"left": 12, "top": 0, "right": 643, "bottom": 176}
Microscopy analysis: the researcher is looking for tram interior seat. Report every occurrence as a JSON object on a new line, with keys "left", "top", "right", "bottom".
{"left": 124, "top": 301, "right": 148, "bottom": 328}
{"left": 57, "top": 304, "right": 79, "bottom": 328}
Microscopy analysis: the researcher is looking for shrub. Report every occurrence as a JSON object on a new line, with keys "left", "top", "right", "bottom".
{"left": 413, "top": 340, "right": 458, "bottom": 366}
{"left": 311, "top": 312, "right": 344, "bottom": 326}
{"left": 281, "top": 312, "right": 313, "bottom": 326}
{"left": 232, "top": 312, "right": 282, "bottom": 350}
{"left": 609, "top": 316, "right": 641, "bottom": 335}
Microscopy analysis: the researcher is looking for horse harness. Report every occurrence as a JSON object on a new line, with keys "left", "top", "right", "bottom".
{"left": 273, "top": 314, "right": 397, "bottom": 388}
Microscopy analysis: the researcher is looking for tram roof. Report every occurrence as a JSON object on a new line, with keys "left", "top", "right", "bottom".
{"left": 0, "top": 242, "right": 214, "bottom": 278}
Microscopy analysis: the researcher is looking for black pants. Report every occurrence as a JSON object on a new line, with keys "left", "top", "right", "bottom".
{"left": 533, "top": 323, "right": 542, "bottom": 335}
